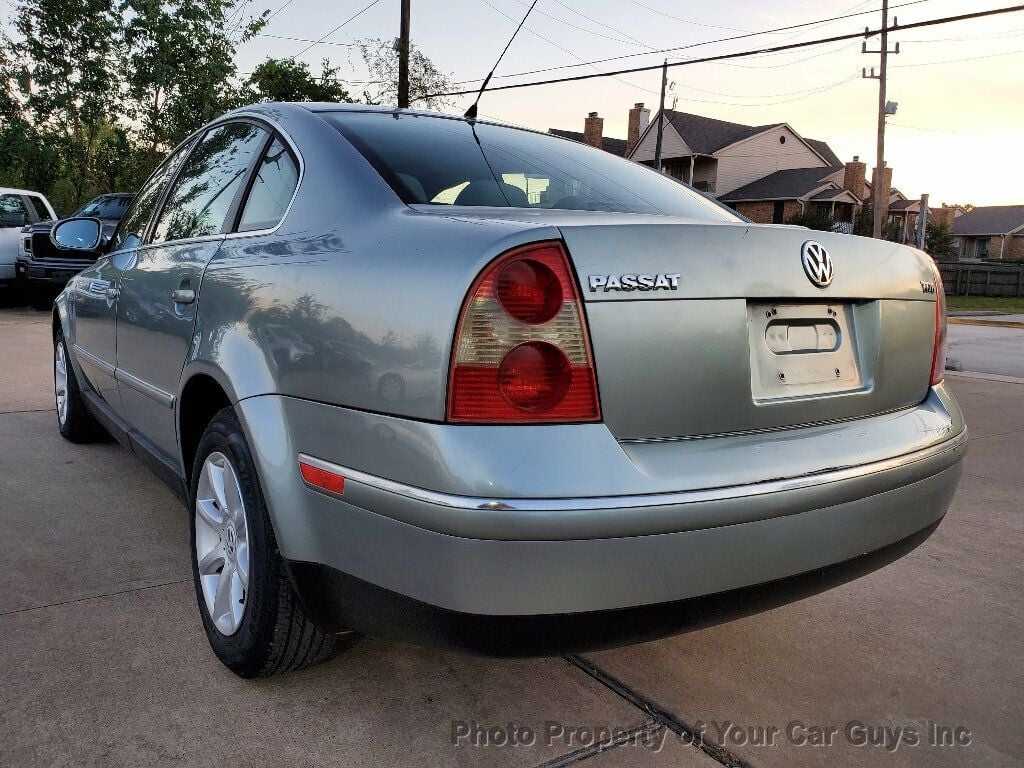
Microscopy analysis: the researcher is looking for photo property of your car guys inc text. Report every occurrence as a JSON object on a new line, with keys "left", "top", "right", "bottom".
{"left": 1, "top": 0, "right": 1021, "bottom": 766}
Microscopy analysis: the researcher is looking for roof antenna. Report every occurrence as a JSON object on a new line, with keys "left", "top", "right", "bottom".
{"left": 464, "top": 0, "right": 539, "bottom": 120}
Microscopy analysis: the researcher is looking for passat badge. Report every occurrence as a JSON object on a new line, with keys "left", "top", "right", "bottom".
{"left": 800, "top": 241, "right": 834, "bottom": 288}
{"left": 588, "top": 273, "right": 680, "bottom": 292}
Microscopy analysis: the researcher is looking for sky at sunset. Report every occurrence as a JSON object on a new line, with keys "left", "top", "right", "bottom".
{"left": 236, "top": 0, "right": 1024, "bottom": 206}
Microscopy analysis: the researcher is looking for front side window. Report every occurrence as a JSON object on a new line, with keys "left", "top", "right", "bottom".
{"left": 238, "top": 138, "right": 299, "bottom": 232}
{"left": 113, "top": 142, "right": 194, "bottom": 252}
{"left": 151, "top": 122, "right": 268, "bottom": 244}
{"left": 324, "top": 111, "right": 740, "bottom": 221}
{"left": 0, "top": 194, "right": 29, "bottom": 227}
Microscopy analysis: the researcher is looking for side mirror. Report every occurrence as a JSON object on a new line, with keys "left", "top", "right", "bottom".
{"left": 0, "top": 211, "right": 26, "bottom": 228}
{"left": 51, "top": 217, "right": 102, "bottom": 251}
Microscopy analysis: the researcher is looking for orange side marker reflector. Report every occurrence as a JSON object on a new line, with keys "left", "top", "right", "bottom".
{"left": 299, "top": 462, "right": 345, "bottom": 494}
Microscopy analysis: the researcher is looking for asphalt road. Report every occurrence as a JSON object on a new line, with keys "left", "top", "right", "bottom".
{"left": 947, "top": 323, "right": 1024, "bottom": 379}
{"left": 1, "top": 305, "right": 1022, "bottom": 767}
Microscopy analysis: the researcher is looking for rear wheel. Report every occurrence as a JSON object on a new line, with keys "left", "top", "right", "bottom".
{"left": 54, "top": 330, "right": 104, "bottom": 442}
{"left": 189, "top": 408, "right": 350, "bottom": 677}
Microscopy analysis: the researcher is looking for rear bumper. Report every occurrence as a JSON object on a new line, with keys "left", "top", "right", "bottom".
{"left": 287, "top": 516, "right": 945, "bottom": 656}
{"left": 238, "top": 385, "right": 966, "bottom": 650}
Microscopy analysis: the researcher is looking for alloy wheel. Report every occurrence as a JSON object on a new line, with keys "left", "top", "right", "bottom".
{"left": 195, "top": 451, "right": 250, "bottom": 636}
{"left": 54, "top": 342, "right": 68, "bottom": 425}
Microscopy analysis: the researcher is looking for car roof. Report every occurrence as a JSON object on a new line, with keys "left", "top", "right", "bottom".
{"left": 0, "top": 187, "right": 48, "bottom": 196}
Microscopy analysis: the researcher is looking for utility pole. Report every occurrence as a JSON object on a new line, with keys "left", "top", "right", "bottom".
{"left": 916, "top": 193, "right": 929, "bottom": 250}
{"left": 653, "top": 59, "right": 668, "bottom": 172}
{"left": 862, "top": 0, "right": 900, "bottom": 238}
{"left": 397, "top": 0, "right": 411, "bottom": 108}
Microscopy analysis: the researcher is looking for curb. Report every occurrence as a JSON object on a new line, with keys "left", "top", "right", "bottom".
{"left": 948, "top": 317, "right": 1024, "bottom": 329}
{"left": 945, "top": 371, "right": 1024, "bottom": 385}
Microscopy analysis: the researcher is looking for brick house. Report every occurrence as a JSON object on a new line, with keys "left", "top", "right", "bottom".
{"left": 548, "top": 112, "right": 628, "bottom": 156}
{"left": 952, "top": 206, "right": 1024, "bottom": 260}
{"left": 551, "top": 105, "right": 961, "bottom": 243}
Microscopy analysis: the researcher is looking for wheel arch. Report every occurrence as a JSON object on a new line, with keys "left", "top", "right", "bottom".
{"left": 177, "top": 364, "right": 240, "bottom": 486}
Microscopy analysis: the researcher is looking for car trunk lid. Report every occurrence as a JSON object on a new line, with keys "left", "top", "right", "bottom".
{"left": 556, "top": 220, "right": 938, "bottom": 440}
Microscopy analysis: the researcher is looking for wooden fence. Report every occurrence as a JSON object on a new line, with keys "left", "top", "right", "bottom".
{"left": 936, "top": 261, "right": 1024, "bottom": 298}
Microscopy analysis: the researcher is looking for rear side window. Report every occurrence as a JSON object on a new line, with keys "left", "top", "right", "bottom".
{"left": 113, "top": 142, "right": 194, "bottom": 251}
{"left": 26, "top": 195, "right": 53, "bottom": 221}
{"left": 151, "top": 121, "right": 269, "bottom": 244}
{"left": 237, "top": 138, "right": 299, "bottom": 232}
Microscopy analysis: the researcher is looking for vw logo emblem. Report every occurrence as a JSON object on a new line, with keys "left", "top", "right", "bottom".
{"left": 801, "top": 241, "right": 834, "bottom": 288}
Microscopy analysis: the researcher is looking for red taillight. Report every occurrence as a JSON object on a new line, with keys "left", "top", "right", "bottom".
{"left": 447, "top": 241, "right": 600, "bottom": 423}
{"left": 930, "top": 271, "right": 948, "bottom": 386}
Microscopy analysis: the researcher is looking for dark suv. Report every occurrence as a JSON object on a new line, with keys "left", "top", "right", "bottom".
{"left": 17, "top": 193, "right": 134, "bottom": 303}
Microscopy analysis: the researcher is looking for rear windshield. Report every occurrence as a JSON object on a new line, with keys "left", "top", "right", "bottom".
{"left": 322, "top": 111, "right": 739, "bottom": 220}
{"left": 75, "top": 195, "right": 133, "bottom": 220}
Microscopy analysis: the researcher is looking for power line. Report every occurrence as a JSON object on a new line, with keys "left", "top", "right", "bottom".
{"left": 891, "top": 47, "right": 1024, "bottom": 66}
{"left": 427, "top": 5, "right": 1024, "bottom": 98}
{"left": 292, "top": 0, "right": 382, "bottom": 59}
{"left": 258, "top": 33, "right": 358, "bottom": 48}
{"left": 451, "top": 0, "right": 937, "bottom": 87}
{"left": 621, "top": 0, "right": 749, "bottom": 33}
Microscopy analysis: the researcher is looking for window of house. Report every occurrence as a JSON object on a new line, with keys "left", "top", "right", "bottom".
{"left": 772, "top": 201, "right": 785, "bottom": 224}
{"left": 976, "top": 238, "right": 989, "bottom": 259}
{"left": 151, "top": 122, "right": 269, "bottom": 244}
{"left": 237, "top": 138, "right": 299, "bottom": 232}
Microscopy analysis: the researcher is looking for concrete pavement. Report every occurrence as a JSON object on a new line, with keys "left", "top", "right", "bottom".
{"left": 1, "top": 306, "right": 1021, "bottom": 767}
{"left": 947, "top": 323, "right": 1024, "bottom": 379}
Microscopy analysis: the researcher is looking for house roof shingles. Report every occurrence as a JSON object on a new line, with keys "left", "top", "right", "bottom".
{"left": 547, "top": 129, "right": 628, "bottom": 157}
{"left": 952, "top": 205, "right": 1024, "bottom": 236}
{"left": 719, "top": 167, "right": 842, "bottom": 202}
{"left": 654, "top": 110, "right": 841, "bottom": 165}
{"left": 663, "top": 111, "right": 777, "bottom": 155}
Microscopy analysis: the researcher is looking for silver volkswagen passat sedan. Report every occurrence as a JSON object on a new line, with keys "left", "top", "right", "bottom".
{"left": 49, "top": 103, "right": 965, "bottom": 677}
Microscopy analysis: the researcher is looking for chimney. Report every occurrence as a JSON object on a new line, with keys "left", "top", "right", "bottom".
{"left": 626, "top": 102, "right": 650, "bottom": 155}
{"left": 583, "top": 112, "right": 604, "bottom": 150}
{"left": 843, "top": 155, "right": 867, "bottom": 201}
{"left": 932, "top": 206, "right": 957, "bottom": 229}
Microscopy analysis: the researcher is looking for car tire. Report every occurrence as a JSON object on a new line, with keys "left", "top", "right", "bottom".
{"left": 54, "top": 329, "right": 105, "bottom": 443}
{"left": 189, "top": 407, "right": 350, "bottom": 677}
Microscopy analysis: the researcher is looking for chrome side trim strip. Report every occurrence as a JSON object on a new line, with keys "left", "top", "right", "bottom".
{"left": 72, "top": 343, "right": 115, "bottom": 377}
{"left": 115, "top": 368, "right": 176, "bottom": 409}
{"left": 297, "top": 428, "right": 968, "bottom": 512}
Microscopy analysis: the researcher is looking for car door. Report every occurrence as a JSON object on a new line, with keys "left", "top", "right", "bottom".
{"left": 0, "top": 194, "right": 30, "bottom": 278}
{"left": 70, "top": 146, "right": 193, "bottom": 413}
{"left": 115, "top": 120, "right": 271, "bottom": 459}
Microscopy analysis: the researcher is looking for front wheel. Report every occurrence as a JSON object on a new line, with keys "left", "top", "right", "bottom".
{"left": 189, "top": 408, "right": 350, "bottom": 677}
{"left": 54, "top": 330, "right": 104, "bottom": 442}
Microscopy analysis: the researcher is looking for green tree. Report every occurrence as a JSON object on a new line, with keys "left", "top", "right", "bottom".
{"left": 5, "top": 0, "right": 121, "bottom": 209}
{"left": 786, "top": 207, "right": 835, "bottom": 232}
{"left": 925, "top": 221, "right": 957, "bottom": 260}
{"left": 244, "top": 58, "right": 353, "bottom": 103}
{"left": 354, "top": 38, "right": 452, "bottom": 109}
{"left": 121, "top": 0, "right": 265, "bottom": 160}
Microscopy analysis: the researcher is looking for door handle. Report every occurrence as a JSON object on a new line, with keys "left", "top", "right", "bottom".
{"left": 171, "top": 288, "right": 196, "bottom": 305}
{"left": 104, "top": 287, "right": 119, "bottom": 300}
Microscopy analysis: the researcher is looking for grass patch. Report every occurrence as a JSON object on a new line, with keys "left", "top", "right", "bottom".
{"left": 946, "top": 295, "right": 1024, "bottom": 313}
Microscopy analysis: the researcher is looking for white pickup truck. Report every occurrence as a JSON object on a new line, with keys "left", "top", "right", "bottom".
{"left": 0, "top": 187, "right": 56, "bottom": 290}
